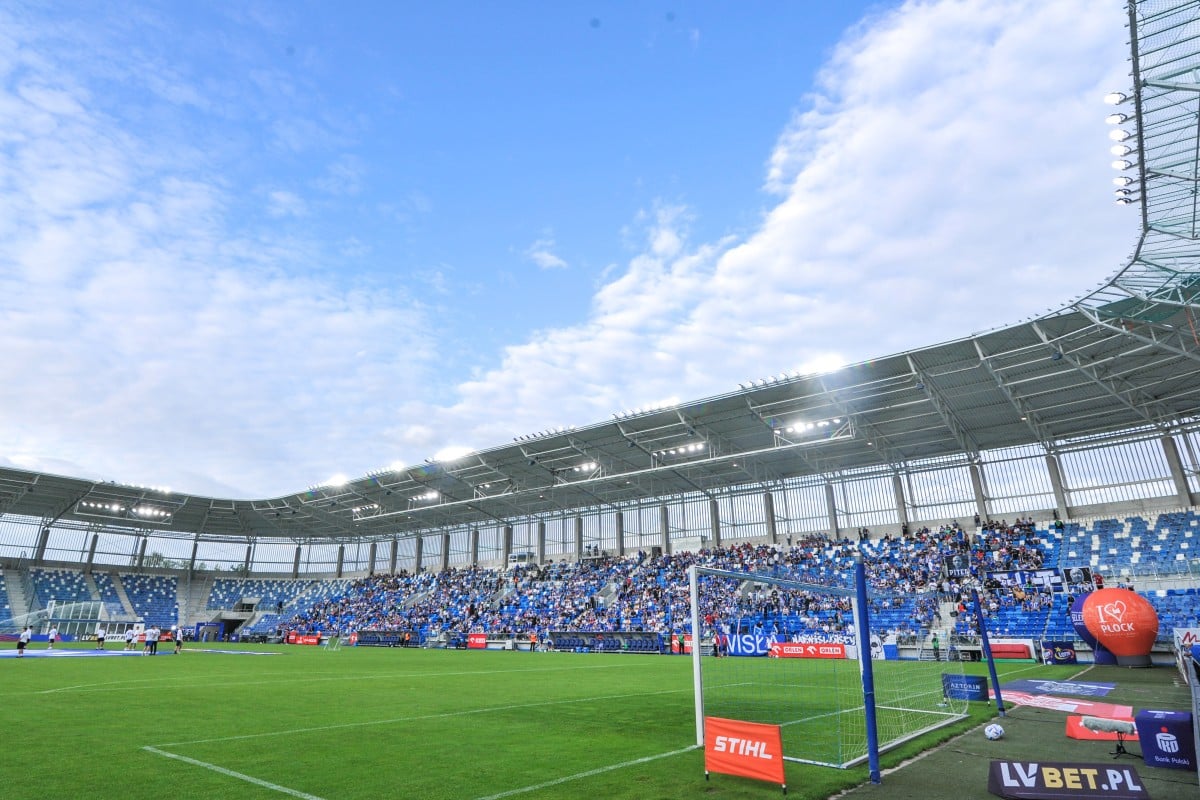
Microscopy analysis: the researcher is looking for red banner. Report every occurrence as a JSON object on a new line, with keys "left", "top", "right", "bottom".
{"left": 1065, "top": 716, "right": 1138, "bottom": 741}
{"left": 468, "top": 633, "right": 487, "bottom": 649}
{"left": 768, "top": 641, "right": 846, "bottom": 659}
{"left": 704, "top": 716, "right": 785, "bottom": 787}
{"left": 286, "top": 633, "right": 322, "bottom": 645}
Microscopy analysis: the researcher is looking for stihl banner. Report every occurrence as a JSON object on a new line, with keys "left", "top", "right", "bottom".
{"left": 704, "top": 716, "right": 785, "bottom": 788}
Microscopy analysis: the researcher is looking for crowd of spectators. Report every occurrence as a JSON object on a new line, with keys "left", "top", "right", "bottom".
{"left": 279, "top": 515, "right": 1075, "bottom": 646}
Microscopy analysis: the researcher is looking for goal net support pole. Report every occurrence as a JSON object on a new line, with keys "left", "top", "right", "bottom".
{"left": 972, "top": 588, "right": 1006, "bottom": 717}
{"left": 853, "top": 557, "right": 882, "bottom": 785}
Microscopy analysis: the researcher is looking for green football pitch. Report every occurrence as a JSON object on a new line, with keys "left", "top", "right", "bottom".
{"left": 0, "top": 644, "right": 1073, "bottom": 799}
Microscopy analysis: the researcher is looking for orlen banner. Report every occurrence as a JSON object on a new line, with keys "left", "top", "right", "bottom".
{"left": 729, "top": 635, "right": 851, "bottom": 658}
{"left": 1081, "top": 589, "right": 1159, "bottom": 668}
{"left": 286, "top": 633, "right": 321, "bottom": 645}
{"left": 467, "top": 633, "right": 488, "bottom": 649}
{"left": 769, "top": 641, "right": 846, "bottom": 659}
{"left": 704, "top": 716, "right": 785, "bottom": 789}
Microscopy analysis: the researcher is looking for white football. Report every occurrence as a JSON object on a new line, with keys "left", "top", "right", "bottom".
{"left": 984, "top": 723, "right": 1005, "bottom": 740}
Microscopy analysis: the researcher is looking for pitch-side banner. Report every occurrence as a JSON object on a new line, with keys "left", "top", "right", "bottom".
{"left": 987, "top": 761, "right": 1148, "bottom": 800}
{"left": 704, "top": 716, "right": 785, "bottom": 788}
{"left": 995, "top": 690, "right": 1132, "bottom": 718}
{"left": 728, "top": 634, "right": 851, "bottom": 658}
{"left": 769, "top": 641, "right": 846, "bottom": 659}
{"left": 467, "top": 633, "right": 487, "bottom": 649}
{"left": 286, "top": 633, "right": 321, "bottom": 645}
{"left": 1172, "top": 628, "right": 1200, "bottom": 650}
{"left": 1040, "top": 641, "right": 1079, "bottom": 665}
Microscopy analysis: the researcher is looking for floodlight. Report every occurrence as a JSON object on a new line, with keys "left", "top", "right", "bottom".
{"left": 1113, "top": 176, "right": 1133, "bottom": 187}
{"left": 1105, "top": 113, "right": 1129, "bottom": 125}
{"left": 1104, "top": 91, "right": 1129, "bottom": 105}
{"left": 1110, "top": 144, "right": 1133, "bottom": 157}
{"left": 1111, "top": 160, "right": 1134, "bottom": 170}
{"left": 1108, "top": 128, "right": 1132, "bottom": 142}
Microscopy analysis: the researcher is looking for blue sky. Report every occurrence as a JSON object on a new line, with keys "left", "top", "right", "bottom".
{"left": 0, "top": 1, "right": 1138, "bottom": 498}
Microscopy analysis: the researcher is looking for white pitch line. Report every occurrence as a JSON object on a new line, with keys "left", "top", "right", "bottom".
{"left": 154, "top": 686, "right": 691, "bottom": 747}
{"left": 143, "top": 746, "right": 327, "bottom": 800}
{"left": 33, "top": 660, "right": 642, "bottom": 696}
{"left": 472, "top": 745, "right": 699, "bottom": 800}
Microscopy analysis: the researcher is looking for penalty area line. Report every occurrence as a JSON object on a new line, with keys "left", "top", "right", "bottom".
{"left": 473, "top": 745, "right": 699, "bottom": 800}
{"left": 142, "top": 746, "right": 326, "bottom": 800}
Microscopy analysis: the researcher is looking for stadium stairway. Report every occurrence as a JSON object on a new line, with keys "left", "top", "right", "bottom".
{"left": 180, "top": 572, "right": 215, "bottom": 627}
{"left": 109, "top": 574, "right": 137, "bottom": 618}
{"left": 81, "top": 571, "right": 101, "bottom": 603}
{"left": 7, "top": 568, "right": 33, "bottom": 620}
{"left": 939, "top": 599, "right": 958, "bottom": 627}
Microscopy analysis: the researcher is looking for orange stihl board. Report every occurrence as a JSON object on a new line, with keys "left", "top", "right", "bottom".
{"left": 704, "top": 716, "right": 786, "bottom": 788}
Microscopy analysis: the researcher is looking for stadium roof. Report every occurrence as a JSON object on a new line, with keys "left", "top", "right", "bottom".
{"left": 2, "top": 0, "right": 1199, "bottom": 544}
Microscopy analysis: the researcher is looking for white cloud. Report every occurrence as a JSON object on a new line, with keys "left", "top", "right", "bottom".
{"left": 0, "top": 17, "right": 439, "bottom": 498}
{"left": 313, "top": 154, "right": 365, "bottom": 196}
{"left": 0, "top": 0, "right": 1142, "bottom": 499}
{"left": 421, "top": 0, "right": 1137, "bottom": 455}
{"left": 267, "top": 189, "right": 308, "bottom": 218}
{"left": 525, "top": 236, "right": 568, "bottom": 270}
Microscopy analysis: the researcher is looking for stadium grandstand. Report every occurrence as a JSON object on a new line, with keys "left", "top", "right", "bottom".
{"left": 0, "top": 0, "right": 1198, "bottom": 667}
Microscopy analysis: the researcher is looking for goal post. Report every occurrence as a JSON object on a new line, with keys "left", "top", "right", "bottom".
{"left": 689, "top": 559, "right": 967, "bottom": 780}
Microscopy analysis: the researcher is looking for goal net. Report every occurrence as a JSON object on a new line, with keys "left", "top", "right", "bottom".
{"left": 689, "top": 563, "right": 967, "bottom": 773}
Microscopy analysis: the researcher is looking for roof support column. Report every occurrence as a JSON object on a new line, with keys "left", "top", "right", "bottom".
{"left": 413, "top": 536, "right": 424, "bottom": 574}
{"left": 243, "top": 544, "right": 252, "bottom": 575}
{"left": 135, "top": 536, "right": 147, "bottom": 570}
{"left": 1045, "top": 453, "right": 1069, "bottom": 520}
{"left": 574, "top": 516, "right": 583, "bottom": 561}
{"left": 336, "top": 544, "right": 344, "bottom": 578}
{"left": 969, "top": 462, "right": 988, "bottom": 525}
{"left": 763, "top": 491, "right": 778, "bottom": 545}
{"left": 368, "top": 541, "right": 377, "bottom": 576}
{"left": 825, "top": 483, "right": 839, "bottom": 539}
{"left": 191, "top": 536, "right": 200, "bottom": 575}
{"left": 389, "top": 538, "right": 398, "bottom": 575}
{"left": 709, "top": 498, "right": 721, "bottom": 550}
{"left": 1161, "top": 434, "right": 1193, "bottom": 507}
{"left": 504, "top": 524, "right": 514, "bottom": 565}
{"left": 537, "top": 520, "right": 547, "bottom": 563}
{"left": 470, "top": 528, "right": 479, "bottom": 567}
{"left": 86, "top": 534, "right": 98, "bottom": 573}
{"left": 34, "top": 526, "right": 50, "bottom": 564}
{"left": 891, "top": 473, "right": 908, "bottom": 536}
{"left": 440, "top": 532, "right": 450, "bottom": 572}
{"left": 660, "top": 504, "right": 671, "bottom": 556}
{"left": 292, "top": 545, "right": 301, "bottom": 578}
{"left": 614, "top": 512, "right": 625, "bottom": 557}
